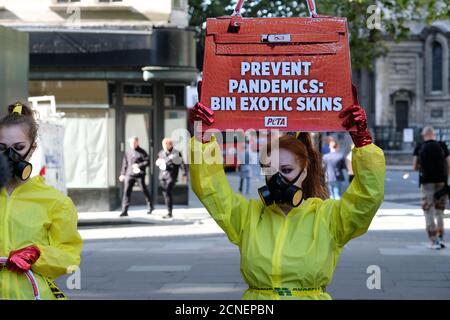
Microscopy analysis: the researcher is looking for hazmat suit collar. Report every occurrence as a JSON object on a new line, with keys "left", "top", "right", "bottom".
{"left": 0, "top": 175, "right": 44, "bottom": 197}
{"left": 266, "top": 198, "right": 309, "bottom": 217}
{"left": 267, "top": 202, "right": 294, "bottom": 217}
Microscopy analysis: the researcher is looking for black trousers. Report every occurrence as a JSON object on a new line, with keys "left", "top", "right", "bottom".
{"left": 159, "top": 179, "right": 175, "bottom": 213}
{"left": 122, "top": 175, "right": 152, "bottom": 211}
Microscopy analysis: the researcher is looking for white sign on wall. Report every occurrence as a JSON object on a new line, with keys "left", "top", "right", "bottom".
{"left": 28, "top": 96, "right": 67, "bottom": 195}
{"left": 403, "top": 128, "right": 414, "bottom": 143}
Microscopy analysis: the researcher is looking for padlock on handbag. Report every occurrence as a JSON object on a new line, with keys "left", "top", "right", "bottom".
{"left": 200, "top": 0, "right": 354, "bottom": 132}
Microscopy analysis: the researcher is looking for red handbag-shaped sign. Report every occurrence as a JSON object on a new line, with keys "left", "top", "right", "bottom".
{"left": 200, "top": 0, "right": 353, "bottom": 131}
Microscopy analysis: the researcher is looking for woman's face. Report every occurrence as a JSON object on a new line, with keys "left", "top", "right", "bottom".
{"left": 0, "top": 126, "right": 35, "bottom": 160}
{"left": 261, "top": 148, "right": 307, "bottom": 187}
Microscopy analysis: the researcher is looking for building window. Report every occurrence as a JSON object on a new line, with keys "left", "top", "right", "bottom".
{"left": 425, "top": 32, "right": 448, "bottom": 96}
{"left": 29, "top": 80, "right": 109, "bottom": 106}
{"left": 431, "top": 108, "right": 444, "bottom": 119}
{"left": 395, "top": 100, "right": 409, "bottom": 132}
{"left": 29, "top": 80, "right": 115, "bottom": 188}
{"left": 432, "top": 42, "right": 443, "bottom": 92}
{"left": 98, "top": 0, "right": 123, "bottom": 2}
{"left": 123, "top": 83, "right": 153, "bottom": 106}
{"left": 61, "top": 110, "right": 114, "bottom": 188}
{"left": 57, "top": 0, "right": 81, "bottom": 3}
{"left": 164, "top": 85, "right": 185, "bottom": 108}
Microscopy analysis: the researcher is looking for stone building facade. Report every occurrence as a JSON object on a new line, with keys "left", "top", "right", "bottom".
{"left": 373, "top": 21, "right": 450, "bottom": 157}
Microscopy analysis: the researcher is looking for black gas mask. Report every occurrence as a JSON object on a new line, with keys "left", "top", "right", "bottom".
{"left": 2, "top": 147, "right": 33, "bottom": 181}
{"left": 258, "top": 170, "right": 304, "bottom": 207}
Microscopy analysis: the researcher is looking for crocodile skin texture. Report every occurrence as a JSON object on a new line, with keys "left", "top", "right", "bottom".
{"left": 200, "top": 16, "right": 354, "bottom": 132}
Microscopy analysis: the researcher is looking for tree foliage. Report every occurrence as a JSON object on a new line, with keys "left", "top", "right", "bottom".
{"left": 189, "top": 0, "right": 449, "bottom": 70}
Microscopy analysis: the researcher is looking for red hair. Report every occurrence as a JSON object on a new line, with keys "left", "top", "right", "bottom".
{"left": 265, "top": 133, "right": 328, "bottom": 200}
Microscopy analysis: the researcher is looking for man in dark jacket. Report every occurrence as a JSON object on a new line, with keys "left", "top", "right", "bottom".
{"left": 156, "top": 138, "right": 187, "bottom": 218}
{"left": 413, "top": 126, "right": 450, "bottom": 249}
{"left": 119, "top": 136, "right": 154, "bottom": 217}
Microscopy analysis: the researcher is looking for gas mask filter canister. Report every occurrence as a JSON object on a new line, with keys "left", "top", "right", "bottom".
{"left": 3, "top": 147, "right": 33, "bottom": 181}
{"left": 258, "top": 170, "right": 304, "bottom": 207}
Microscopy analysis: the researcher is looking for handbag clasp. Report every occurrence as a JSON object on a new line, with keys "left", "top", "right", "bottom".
{"left": 261, "top": 34, "right": 292, "bottom": 43}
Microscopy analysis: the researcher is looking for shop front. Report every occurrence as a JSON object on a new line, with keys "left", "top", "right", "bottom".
{"left": 28, "top": 27, "right": 197, "bottom": 211}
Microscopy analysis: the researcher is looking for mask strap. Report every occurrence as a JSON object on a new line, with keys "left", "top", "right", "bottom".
{"left": 267, "top": 169, "right": 303, "bottom": 185}
{"left": 23, "top": 145, "right": 33, "bottom": 160}
{"left": 285, "top": 169, "right": 303, "bottom": 184}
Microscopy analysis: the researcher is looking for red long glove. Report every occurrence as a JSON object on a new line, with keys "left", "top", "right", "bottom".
{"left": 7, "top": 245, "right": 41, "bottom": 273}
{"left": 188, "top": 81, "right": 215, "bottom": 143}
{"left": 188, "top": 81, "right": 215, "bottom": 126}
{"left": 339, "top": 85, "right": 373, "bottom": 148}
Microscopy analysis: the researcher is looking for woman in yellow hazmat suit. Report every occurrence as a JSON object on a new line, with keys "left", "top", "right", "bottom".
{"left": 189, "top": 85, "right": 385, "bottom": 300}
{"left": 0, "top": 102, "right": 83, "bottom": 300}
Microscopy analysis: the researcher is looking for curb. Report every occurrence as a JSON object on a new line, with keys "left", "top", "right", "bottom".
{"left": 78, "top": 217, "right": 203, "bottom": 227}
{"left": 385, "top": 166, "right": 414, "bottom": 172}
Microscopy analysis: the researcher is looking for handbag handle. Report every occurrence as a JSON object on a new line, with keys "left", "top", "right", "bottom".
{"left": 232, "top": 0, "right": 318, "bottom": 17}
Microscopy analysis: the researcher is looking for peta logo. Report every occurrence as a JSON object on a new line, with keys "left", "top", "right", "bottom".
{"left": 264, "top": 116, "right": 288, "bottom": 127}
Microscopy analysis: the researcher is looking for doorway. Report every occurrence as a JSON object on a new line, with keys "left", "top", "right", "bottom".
{"left": 122, "top": 110, "right": 154, "bottom": 204}
{"left": 395, "top": 100, "right": 409, "bottom": 132}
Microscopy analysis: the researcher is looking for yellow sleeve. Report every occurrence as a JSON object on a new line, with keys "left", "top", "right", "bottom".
{"left": 328, "top": 143, "right": 386, "bottom": 247}
{"left": 189, "top": 136, "right": 250, "bottom": 246}
{"left": 33, "top": 197, "right": 83, "bottom": 279}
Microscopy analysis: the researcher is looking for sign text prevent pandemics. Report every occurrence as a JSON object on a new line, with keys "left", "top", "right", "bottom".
{"left": 210, "top": 61, "right": 343, "bottom": 112}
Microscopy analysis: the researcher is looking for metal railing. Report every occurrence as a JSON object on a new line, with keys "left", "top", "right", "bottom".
{"left": 374, "top": 126, "right": 450, "bottom": 151}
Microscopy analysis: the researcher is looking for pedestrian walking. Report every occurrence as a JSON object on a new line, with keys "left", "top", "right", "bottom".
{"left": 156, "top": 138, "right": 187, "bottom": 219}
{"left": 321, "top": 135, "right": 332, "bottom": 155}
{"left": 413, "top": 126, "right": 450, "bottom": 249}
{"left": 238, "top": 139, "right": 252, "bottom": 195}
{"left": 322, "top": 139, "right": 346, "bottom": 199}
{"left": 189, "top": 84, "right": 385, "bottom": 300}
{"left": 0, "top": 102, "right": 82, "bottom": 299}
{"left": 346, "top": 143, "right": 355, "bottom": 183}
{"left": 119, "top": 136, "right": 154, "bottom": 217}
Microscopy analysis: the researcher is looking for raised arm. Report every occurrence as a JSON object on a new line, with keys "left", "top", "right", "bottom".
{"left": 327, "top": 85, "right": 385, "bottom": 246}
{"left": 189, "top": 136, "right": 250, "bottom": 246}
{"left": 327, "top": 143, "right": 385, "bottom": 246}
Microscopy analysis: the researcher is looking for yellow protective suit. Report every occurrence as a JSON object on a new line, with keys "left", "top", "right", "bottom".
{"left": 190, "top": 137, "right": 385, "bottom": 300}
{"left": 0, "top": 176, "right": 83, "bottom": 300}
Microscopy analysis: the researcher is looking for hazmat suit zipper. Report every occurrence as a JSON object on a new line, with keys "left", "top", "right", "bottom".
{"left": 272, "top": 214, "right": 290, "bottom": 294}
{"left": 2, "top": 183, "right": 24, "bottom": 254}
{"left": 2, "top": 190, "right": 11, "bottom": 255}
{"left": 1, "top": 189, "right": 12, "bottom": 297}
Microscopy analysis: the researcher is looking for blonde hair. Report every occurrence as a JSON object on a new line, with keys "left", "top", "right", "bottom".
{"left": 162, "top": 138, "right": 173, "bottom": 147}
{"left": 0, "top": 102, "right": 39, "bottom": 144}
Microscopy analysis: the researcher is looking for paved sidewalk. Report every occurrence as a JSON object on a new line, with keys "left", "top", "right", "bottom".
{"left": 64, "top": 222, "right": 450, "bottom": 300}
{"left": 385, "top": 165, "right": 414, "bottom": 172}
{"left": 68, "top": 173, "right": 450, "bottom": 300}
{"left": 77, "top": 171, "right": 450, "bottom": 236}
